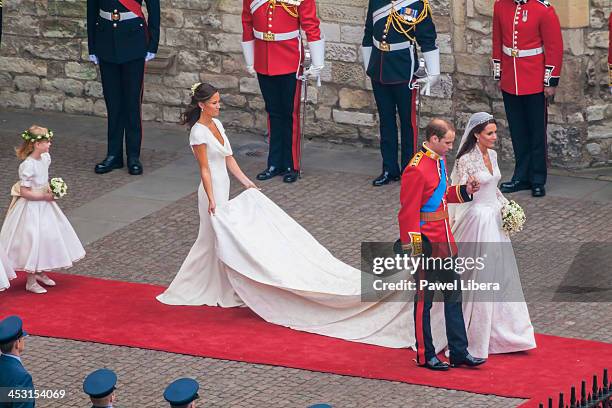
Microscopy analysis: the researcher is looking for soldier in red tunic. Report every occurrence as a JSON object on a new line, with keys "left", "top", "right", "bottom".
{"left": 608, "top": 12, "right": 611, "bottom": 94}
{"left": 492, "top": 0, "right": 563, "bottom": 198}
{"left": 241, "top": 0, "right": 324, "bottom": 183}
{"left": 398, "top": 119, "right": 486, "bottom": 370}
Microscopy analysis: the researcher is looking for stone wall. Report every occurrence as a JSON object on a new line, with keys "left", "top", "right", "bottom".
{"left": 0, "top": 0, "right": 610, "bottom": 168}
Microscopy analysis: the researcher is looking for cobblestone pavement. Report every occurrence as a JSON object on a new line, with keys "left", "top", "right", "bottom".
{"left": 0, "top": 132, "right": 180, "bottom": 213}
{"left": 0, "top": 110, "right": 610, "bottom": 407}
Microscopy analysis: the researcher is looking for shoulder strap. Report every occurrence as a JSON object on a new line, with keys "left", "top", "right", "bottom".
{"left": 250, "top": 0, "right": 268, "bottom": 14}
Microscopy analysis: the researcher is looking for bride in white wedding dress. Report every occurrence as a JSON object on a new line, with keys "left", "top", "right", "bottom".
{"left": 448, "top": 112, "right": 536, "bottom": 358}
{"left": 156, "top": 83, "right": 447, "bottom": 349}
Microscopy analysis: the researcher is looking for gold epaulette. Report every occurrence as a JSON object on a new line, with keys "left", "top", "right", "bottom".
{"left": 409, "top": 151, "right": 424, "bottom": 167}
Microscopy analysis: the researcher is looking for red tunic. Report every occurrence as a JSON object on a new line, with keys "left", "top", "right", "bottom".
{"left": 398, "top": 144, "right": 472, "bottom": 258}
{"left": 492, "top": 0, "right": 563, "bottom": 95}
{"left": 608, "top": 12, "right": 611, "bottom": 87}
{"left": 241, "top": 0, "right": 322, "bottom": 76}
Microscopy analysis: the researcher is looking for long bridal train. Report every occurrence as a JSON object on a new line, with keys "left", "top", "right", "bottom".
{"left": 157, "top": 188, "right": 447, "bottom": 349}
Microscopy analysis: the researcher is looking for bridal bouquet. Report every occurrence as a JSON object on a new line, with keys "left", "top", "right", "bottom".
{"left": 501, "top": 200, "right": 526, "bottom": 236}
{"left": 50, "top": 177, "right": 68, "bottom": 199}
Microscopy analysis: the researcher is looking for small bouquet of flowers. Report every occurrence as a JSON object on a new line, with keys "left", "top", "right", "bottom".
{"left": 50, "top": 177, "right": 68, "bottom": 199}
{"left": 501, "top": 200, "right": 526, "bottom": 236}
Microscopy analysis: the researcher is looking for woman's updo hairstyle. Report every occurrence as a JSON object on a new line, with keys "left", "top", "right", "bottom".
{"left": 180, "top": 82, "right": 219, "bottom": 128}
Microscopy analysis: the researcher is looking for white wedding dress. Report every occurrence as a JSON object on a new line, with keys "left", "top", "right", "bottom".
{"left": 450, "top": 147, "right": 536, "bottom": 358}
{"left": 157, "top": 120, "right": 448, "bottom": 349}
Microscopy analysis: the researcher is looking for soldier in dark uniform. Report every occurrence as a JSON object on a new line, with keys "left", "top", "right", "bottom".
{"left": 362, "top": 0, "right": 440, "bottom": 186}
{"left": 0, "top": 316, "right": 35, "bottom": 408}
{"left": 87, "top": 0, "right": 160, "bottom": 175}
{"left": 83, "top": 368, "right": 118, "bottom": 408}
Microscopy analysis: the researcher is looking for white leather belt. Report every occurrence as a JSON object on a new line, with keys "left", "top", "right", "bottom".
{"left": 253, "top": 29, "right": 300, "bottom": 41}
{"left": 373, "top": 38, "right": 414, "bottom": 52}
{"left": 503, "top": 45, "right": 543, "bottom": 58}
{"left": 99, "top": 10, "right": 139, "bottom": 22}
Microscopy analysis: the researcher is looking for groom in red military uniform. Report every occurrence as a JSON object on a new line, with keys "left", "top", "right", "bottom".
{"left": 241, "top": 0, "right": 325, "bottom": 183}
{"left": 398, "top": 119, "right": 486, "bottom": 371}
{"left": 493, "top": 0, "right": 563, "bottom": 198}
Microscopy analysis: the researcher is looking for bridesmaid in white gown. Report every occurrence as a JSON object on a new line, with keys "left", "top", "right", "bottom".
{"left": 157, "top": 83, "right": 448, "bottom": 349}
{"left": 449, "top": 112, "right": 536, "bottom": 358}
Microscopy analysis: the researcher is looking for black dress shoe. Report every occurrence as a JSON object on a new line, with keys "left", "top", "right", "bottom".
{"left": 256, "top": 166, "right": 285, "bottom": 181}
{"left": 283, "top": 169, "right": 299, "bottom": 183}
{"left": 94, "top": 156, "right": 124, "bottom": 174}
{"left": 421, "top": 356, "right": 450, "bottom": 371}
{"left": 127, "top": 158, "right": 143, "bottom": 175}
{"left": 449, "top": 353, "right": 486, "bottom": 368}
{"left": 531, "top": 185, "right": 546, "bottom": 197}
{"left": 499, "top": 180, "right": 532, "bottom": 193}
{"left": 372, "top": 171, "right": 400, "bottom": 187}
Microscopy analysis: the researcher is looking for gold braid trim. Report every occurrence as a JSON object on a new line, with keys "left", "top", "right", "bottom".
{"left": 384, "top": 0, "right": 431, "bottom": 42}
{"left": 609, "top": 63, "right": 612, "bottom": 87}
{"left": 269, "top": 0, "right": 299, "bottom": 18}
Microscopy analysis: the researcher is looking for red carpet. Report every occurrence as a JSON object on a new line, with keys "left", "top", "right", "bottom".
{"left": 1, "top": 272, "right": 610, "bottom": 406}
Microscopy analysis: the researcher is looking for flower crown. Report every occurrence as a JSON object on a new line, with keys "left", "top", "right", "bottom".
{"left": 21, "top": 128, "right": 54, "bottom": 143}
{"left": 191, "top": 82, "right": 202, "bottom": 96}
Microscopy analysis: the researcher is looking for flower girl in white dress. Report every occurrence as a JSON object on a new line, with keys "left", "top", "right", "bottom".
{"left": 0, "top": 126, "right": 86, "bottom": 294}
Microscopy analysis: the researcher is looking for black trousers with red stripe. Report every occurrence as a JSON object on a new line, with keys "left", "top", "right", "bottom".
{"left": 502, "top": 91, "right": 547, "bottom": 186}
{"left": 371, "top": 80, "right": 418, "bottom": 178}
{"left": 257, "top": 72, "right": 302, "bottom": 171}
{"left": 99, "top": 57, "right": 145, "bottom": 160}
{"left": 414, "top": 258, "right": 468, "bottom": 363}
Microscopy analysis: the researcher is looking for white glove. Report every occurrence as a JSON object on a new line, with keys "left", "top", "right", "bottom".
{"left": 89, "top": 54, "right": 99, "bottom": 65}
{"left": 361, "top": 46, "right": 372, "bottom": 72}
{"left": 145, "top": 52, "right": 156, "bottom": 62}
{"left": 417, "top": 49, "right": 441, "bottom": 96}
{"left": 304, "top": 65, "right": 323, "bottom": 78}
{"left": 306, "top": 39, "right": 325, "bottom": 85}
{"left": 241, "top": 40, "right": 257, "bottom": 77}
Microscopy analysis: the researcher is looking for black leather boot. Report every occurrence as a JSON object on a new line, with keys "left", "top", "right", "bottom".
{"left": 256, "top": 166, "right": 285, "bottom": 181}
{"left": 95, "top": 156, "right": 124, "bottom": 174}
{"left": 372, "top": 171, "right": 400, "bottom": 187}
{"left": 127, "top": 158, "right": 143, "bottom": 175}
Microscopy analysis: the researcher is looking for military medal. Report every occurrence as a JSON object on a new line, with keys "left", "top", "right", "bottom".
{"left": 522, "top": 10, "right": 528, "bottom": 22}
{"left": 402, "top": 7, "right": 417, "bottom": 22}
